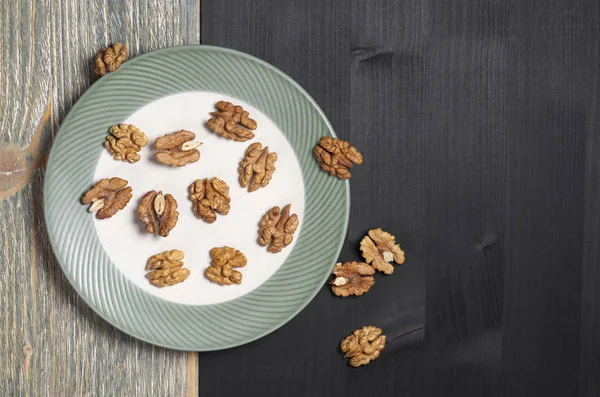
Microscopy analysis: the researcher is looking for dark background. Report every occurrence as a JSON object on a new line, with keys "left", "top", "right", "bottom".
{"left": 199, "top": 0, "right": 600, "bottom": 396}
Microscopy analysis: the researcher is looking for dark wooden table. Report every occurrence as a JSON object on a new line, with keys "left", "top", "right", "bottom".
{"left": 2, "top": 0, "right": 599, "bottom": 396}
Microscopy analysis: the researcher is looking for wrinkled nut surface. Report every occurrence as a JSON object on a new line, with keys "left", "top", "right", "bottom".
{"left": 340, "top": 325, "right": 386, "bottom": 368}
{"left": 138, "top": 190, "right": 179, "bottom": 237}
{"left": 145, "top": 249, "right": 190, "bottom": 287}
{"left": 207, "top": 101, "right": 257, "bottom": 141}
{"left": 360, "top": 228, "right": 405, "bottom": 274}
{"left": 104, "top": 124, "right": 148, "bottom": 163}
{"left": 188, "top": 178, "right": 231, "bottom": 223}
{"left": 94, "top": 43, "right": 127, "bottom": 76}
{"left": 154, "top": 130, "right": 201, "bottom": 167}
{"left": 314, "top": 136, "right": 363, "bottom": 180}
{"left": 205, "top": 246, "right": 247, "bottom": 285}
{"left": 238, "top": 142, "right": 277, "bottom": 192}
{"left": 81, "top": 177, "right": 132, "bottom": 219}
{"left": 258, "top": 204, "right": 299, "bottom": 253}
{"left": 329, "top": 262, "right": 375, "bottom": 297}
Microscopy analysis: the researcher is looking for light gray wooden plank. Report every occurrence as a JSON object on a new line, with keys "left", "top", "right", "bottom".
{"left": 0, "top": 1, "right": 200, "bottom": 395}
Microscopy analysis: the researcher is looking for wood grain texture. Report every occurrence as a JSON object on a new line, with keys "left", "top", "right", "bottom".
{"left": 201, "top": 0, "right": 600, "bottom": 396}
{"left": 0, "top": 1, "right": 200, "bottom": 396}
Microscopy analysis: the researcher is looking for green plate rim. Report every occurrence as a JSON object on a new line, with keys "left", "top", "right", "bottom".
{"left": 44, "top": 45, "right": 350, "bottom": 351}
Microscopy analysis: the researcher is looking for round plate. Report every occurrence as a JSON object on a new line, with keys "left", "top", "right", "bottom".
{"left": 44, "top": 45, "right": 349, "bottom": 351}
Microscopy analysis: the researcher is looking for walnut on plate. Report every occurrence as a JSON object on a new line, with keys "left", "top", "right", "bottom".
{"left": 94, "top": 43, "right": 127, "bottom": 76}
{"left": 258, "top": 204, "right": 298, "bottom": 253}
{"left": 238, "top": 142, "right": 277, "bottom": 192}
{"left": 104, "top": 123, "right": 148, "bottom": 163}
{"left": 205, "top": 246, "right": 247, "bottom": 285}
{"left": 314, "top": 136, "right": 363, "bottom": 180}
{"left": 188, "top": 177, "right": 231, "bottom": 223}
{"left": 360, "top": 228, "right": 405, "bottom": 274}
{"left": 329, "top": 262, "right": 375, "bottom": 297}
{"left": 207, "top": 101, "right": 257, "bottom": 141}
{"left": 81, "top": 177, "right": 132, "bottom": 219}
{"left": 341, "top": 325, "right": 386, "bottom": 368}
{"left": 154, "top": 130, "right": 202, "bottom": 167}
{"left": 145, "top": 249, "right": 190, "bottom": 287}
{"left": 138, "top": 190, "right": 179, "bottom": 237}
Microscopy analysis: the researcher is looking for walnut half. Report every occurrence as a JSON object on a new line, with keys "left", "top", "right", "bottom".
{"left": 81, "top": 177, "right": 132, "bottom": 219}
{"left": 360, "top": 228, "right": 405, "bottom": 274}
{"left": 104, "top": 124, "right": 148, "bottom": 163}
{"left": 138, "top": 190, "right": 179, "bottom": 237}
{"left": 94, "top": 43, "right": 127, "bottom": 76}
{"left": 154, "top": 130, "right": 202, "bottom": 167}
{"left": 329, "top": 262, "right": 375, "bottom": 297}
{"left": 205, "top": 246, "right": 247, "bottom": 285}
{"left": 258, "top": 204, "right": 299, "bottom": 253}
{"left": 341, "top": 325, "right": 386, "bottom": 367}
{"left": 238, "top": 142, "right": 277, "bottom": 192}
{"left": 207, "top": 101, "right": 257, "bottom": 141}
{"left": 314, "top": 136, "right": 363, "bottom": 180}
{"left": 188, "top": 177, "right": 231, "bottom": 223}
{"left": 145, "top": 249, "right": 190, "bottom": 287}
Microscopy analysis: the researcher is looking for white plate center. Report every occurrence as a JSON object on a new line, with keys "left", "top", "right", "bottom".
{"left": 93, "top": 92, "right": 305, "bottom": 305}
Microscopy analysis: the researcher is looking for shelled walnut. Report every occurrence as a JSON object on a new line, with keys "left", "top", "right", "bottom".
{"left": 360, "top": 228, "right": 405, "bottom": 274}
{"left": 154, "top": 130, "right": 202, "bottom": 167}
{"left": 340, "top": 325, "right": 386, "bottom": 368}
{"left": 188, "top": 177, "right": 231, "bottom": 223}
{"left": 207, "top": 101, "right": 257, "bottom": 141}
{"left": 313, "top": 136, "right": 363, "bottom": 180}
{"left": 145, "top": 249, "right": 190, "bottom": 287}
{"left": 94, "top": 43, "right": 127, "bottom": 76}
{"left": 81, "top": 177, "right": 132, "bottom": 219}
{"left": 258, "top": 204, "right": 298, "bottom": 253}
{"left": 238, "top": 142, "right": 277, "bottom": 192}
{"left": 329, "top": 262, "right": 375, "bottom": 297}
{"left": 205, "top": 246, "right": 247, "bottom": 285}
{"left": 104, "top": 123, "right": 148, "bottom": 163}
{"left": 138, "top": 190, "right": 179, "bottom": 237}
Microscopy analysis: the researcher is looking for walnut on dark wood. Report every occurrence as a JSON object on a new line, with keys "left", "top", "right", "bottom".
{"left": 207, "top": 101, "right": 257, "bottom": 141}
{"left": 313, "top": 136, "right": 363, "bottom": 180}
{"left": 238, "top": 142, "right": 277, "bottom": 192}
{"left": 329, "top": 262, "right": 375, "bottom": 297}
{"left": 138, "top": 190, "right": 179, "bottom": 237}
{"left": 94, "top": 43, "right": 127, "bottom": 76}
{"left": 81, "top": 177, "right": 132, "bottom": 219}
{"left": 154, "top": 130, "right": 202, "bottom": 167}
{"left": 360, "top": 228, "right": 405, "bottom": 274}
{"left": 145, "top": 249, "right": 190, "bottom": 288}
{"left": 258, "top": 204, "right": 299, "bottom": 253}
{"left": 188, "top": 177, "right": 231, "bottom": 223}
{"left": 340, "top": 325, "right": 386, "bottom": 367}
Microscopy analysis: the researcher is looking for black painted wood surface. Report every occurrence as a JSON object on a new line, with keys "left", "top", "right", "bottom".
{"left": 200, "top": 1, "right": 600, "bottom": 396}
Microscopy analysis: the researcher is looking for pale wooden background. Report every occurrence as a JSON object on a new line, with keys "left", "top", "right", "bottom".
{"left": 0, "top": 1, "right": 200, "bottom": 395}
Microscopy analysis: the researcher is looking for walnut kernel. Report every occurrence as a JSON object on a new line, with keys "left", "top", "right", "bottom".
{"left": 188, "top": 177, "right": 231, "bottom": 223}
{"left": 145, "top": 250, "right": 190, "bottom": 287}
{"left": 94, "top": 43, "right": 127, "bottom": 76}
{"left": 238, "top": 142, "right": 277, "bottom": 192}
{"left": 104, "top": 124, "right": 148, "bottom": 163}
{"left": 360, "top": 228, "right": 405, "bottom": 274}
{"left": 154, "top": 130, "right": 202, "bottom": 167}
{"left": 314, "top": 136, "right": 363, "bottom": 180}
{"left": 341, "top": 325, "right": 386, "bottom": 367}
{"left": 207, "top": 101, "right": 257, "bottom": 141}
{"left": 205, "top": 246, "right": 247, "bottom": 285}
{"left": 138, "top": 190, "right": 179, "bottom": 237}
{"left": 329, "top": 262, "right": 375, "bottom": 297}
{"left": 258, "top": 204, "right": 299, "bottom": 253}
{"left": 81, "top": 177, "right": 132, "bottom": 219}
